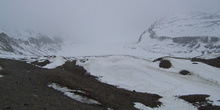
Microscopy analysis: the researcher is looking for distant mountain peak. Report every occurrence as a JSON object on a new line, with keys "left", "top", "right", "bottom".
{"left": 0, "top": 25, "right": 63, "bottom": 56}
{"left": 137, "top": 11, "right": 220, "bottom": 58}
{"left": 150, "top": 11, "right": 220, "bottom": 38}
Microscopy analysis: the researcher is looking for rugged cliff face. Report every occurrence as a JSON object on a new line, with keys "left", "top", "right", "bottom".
{"left": 137, "top": 12, "right": 220, "bottom": 57}
{"left": 0, "top": 27, "right": 63, "bottom": 56}
{"left": 0, "top": 33, "right": 16, "bottom": 52}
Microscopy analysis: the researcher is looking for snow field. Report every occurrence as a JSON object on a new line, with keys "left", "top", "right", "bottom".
{"left": 76, "top": 55, "right": 220, "bottom": 109}
{"left": 58, "top": 42, "right": 157, "bottom": 60}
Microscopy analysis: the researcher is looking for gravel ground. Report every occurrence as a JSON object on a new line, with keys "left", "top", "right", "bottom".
{"left": 178, "top": 94, "right": 220, "bottom": 110}
{"left": 0, "top": 58, "right": 161, "bottom": 110}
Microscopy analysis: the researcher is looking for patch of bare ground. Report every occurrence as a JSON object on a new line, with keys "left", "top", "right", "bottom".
{"left": 178, "top": 94, "right": 220, "bottom": 110}
{"left": 191, "top": 57, "right": 220, "bottom": 68}
{"left": 0, "top": 58, "right": 161, "bottom": 110}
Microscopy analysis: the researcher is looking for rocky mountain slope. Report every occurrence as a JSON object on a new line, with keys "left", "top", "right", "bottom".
{"left": 136, "top": 11, "right": 220, "bottom": 58}
{"left": 0, "top": 26, "right": 63, "bottom": 56}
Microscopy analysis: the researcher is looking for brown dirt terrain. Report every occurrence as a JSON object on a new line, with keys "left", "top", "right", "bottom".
{"left": 191, "top": 57, "right": 220, "bottom": 68}
{"left": 0, "top": 58, "right": 161, "bottom": 110}
{"left": 178, "top": 94, "right": 220, "bottom": 110}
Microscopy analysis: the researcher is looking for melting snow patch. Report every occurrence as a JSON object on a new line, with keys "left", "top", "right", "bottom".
{"left": 134, "top": 102, "right": 152, "bottom": 110}
{"left": 44, "top": 56, "right": 67, "bottom": 69}
{"left": 48, "top": 83, "right": 100, "bottom": 104}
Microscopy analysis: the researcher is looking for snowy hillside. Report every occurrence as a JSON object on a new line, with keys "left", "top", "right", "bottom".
{"left": 1, "top": 11, "right": 220, "bottom": 110}
{"left": 14, "top": 55, "right": 219, "bottom": 110}
{"left": 0, "top": 25, "right": 63, "bottom": 56}
{"left": 149, "top": 11, "right": 220, "bottom": 37}
{"left": 76, "top": 55, "right": 220, "bottom": 110}
{"left": 136, "top": 11, "right": 220, "bottom": 58}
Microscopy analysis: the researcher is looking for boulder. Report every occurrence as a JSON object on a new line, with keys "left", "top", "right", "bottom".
{"left": 159, "top": 60, "right": 172, "bottom": 69}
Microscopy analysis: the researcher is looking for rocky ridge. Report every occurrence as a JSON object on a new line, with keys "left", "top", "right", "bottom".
{"left": 0, "top": 26, "right": 62, "bottom": 56}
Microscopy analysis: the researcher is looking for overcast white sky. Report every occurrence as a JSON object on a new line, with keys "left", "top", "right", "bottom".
{"left": 0, "top": 0, "right": 220, "bottom": 43}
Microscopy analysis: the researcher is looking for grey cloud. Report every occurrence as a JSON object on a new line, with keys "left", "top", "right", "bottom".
{"left": 0, "top": 0, "right": 219, "bottom": 43}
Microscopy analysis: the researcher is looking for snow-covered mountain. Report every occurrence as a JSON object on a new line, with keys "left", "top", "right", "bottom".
{"left": 136, "top": 11, "right": 220, "bottom": 58}
{"left": 1, "top": 11, "right": 220, "bottom": 110}
{"left": 1, "top": 11, "right": 220, "bottom": 59}
{"left": 0, "top": 25, "right": 63, "bottom": 56}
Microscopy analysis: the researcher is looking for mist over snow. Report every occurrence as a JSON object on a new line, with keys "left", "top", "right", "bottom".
{"left": 1, "top": 1, "right": 220, "bottom": 109}
{"left": 1, "top": 0, "right": 220, "bottom": 44}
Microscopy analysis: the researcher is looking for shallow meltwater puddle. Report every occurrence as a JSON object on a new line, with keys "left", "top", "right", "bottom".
{"left": 48, "top": 83, "right": 100, "bottom": 105}
{"left": 0, "top": 66, "right": 4, "bottom": 78}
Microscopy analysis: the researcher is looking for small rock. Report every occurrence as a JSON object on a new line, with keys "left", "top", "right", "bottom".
{"left": 23, "top": 103, "right": 29, "bottom": 106}
{"left": 33, "top": 94, "right": 38, "bottom": 97}
{"left": 192, "top": 62, "right": 198, "bottom": 64}
{"left": 179, "top": 70, "right": 191, "bottom": 75}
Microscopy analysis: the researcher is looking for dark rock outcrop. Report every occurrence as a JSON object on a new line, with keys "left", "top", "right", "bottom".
{"left": 159, "top": 60, "right": 172, "bottom": 69}
{"left": 192, "top": 57, "right": 220, "bottom": 68}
